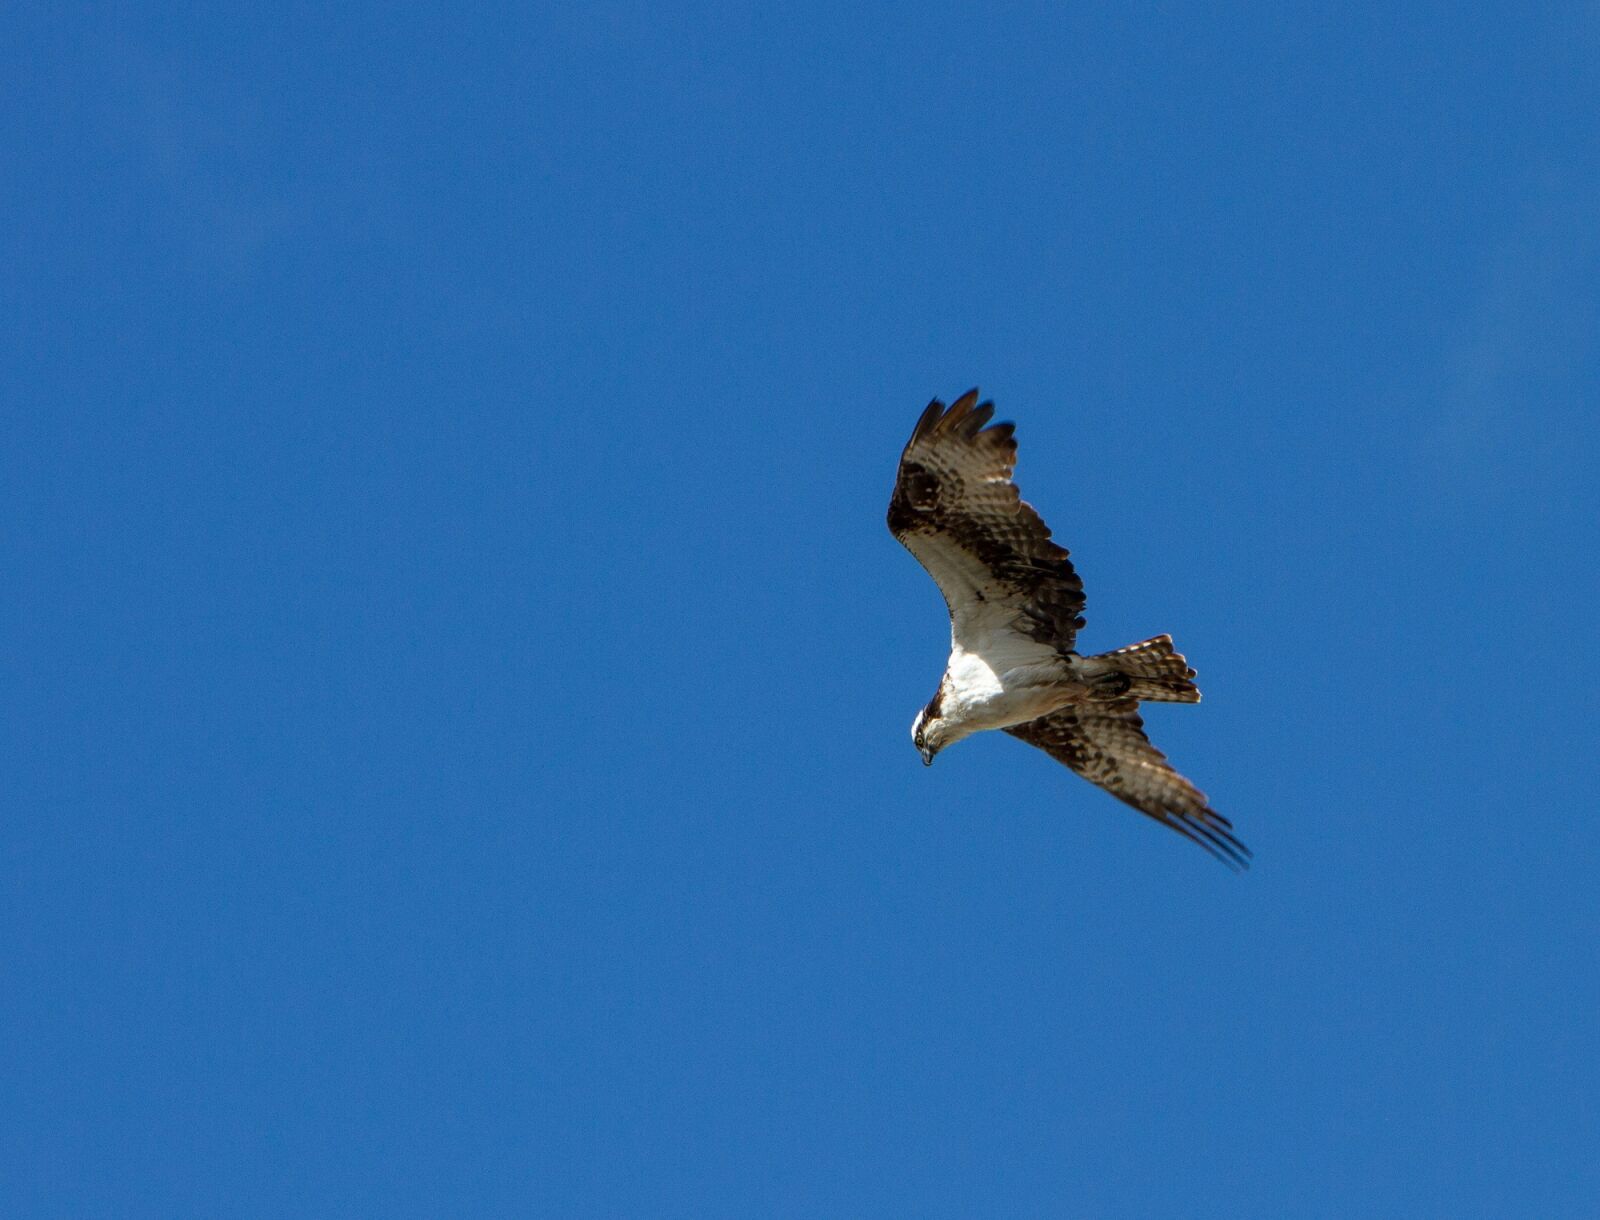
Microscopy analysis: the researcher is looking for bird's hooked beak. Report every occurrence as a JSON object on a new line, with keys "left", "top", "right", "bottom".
{"left": 919, "top": 745, "right": 934, "bottom": 767}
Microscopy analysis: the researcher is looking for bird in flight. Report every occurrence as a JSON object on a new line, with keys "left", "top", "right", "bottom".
{"left": 887, "top": 390, "right": 1250, "bottom": 868}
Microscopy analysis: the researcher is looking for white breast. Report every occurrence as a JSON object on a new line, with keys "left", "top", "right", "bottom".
{"left": 941, "top": 614, "right": 1073, "bottom": 733}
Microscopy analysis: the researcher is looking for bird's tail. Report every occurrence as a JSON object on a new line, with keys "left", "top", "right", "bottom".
{"left": 1088, "top": 634, "right": 1201, "bottom": 703}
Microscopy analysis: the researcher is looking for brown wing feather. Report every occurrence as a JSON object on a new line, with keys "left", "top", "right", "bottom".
{"left": 886, "top": 390, "right": 1086, "bottom": 652}
{"left": 1005, "top": 701, "right": 1251, "bottom": 868}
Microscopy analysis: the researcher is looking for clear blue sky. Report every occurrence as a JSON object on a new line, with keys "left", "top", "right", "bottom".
{"left": 6, "top": 4, "right": 1599, "bottom": 1216}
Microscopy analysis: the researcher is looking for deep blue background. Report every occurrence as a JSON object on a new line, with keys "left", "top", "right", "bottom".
{"left": 6, "top": 4, "right": 1599, "bottom": 1215}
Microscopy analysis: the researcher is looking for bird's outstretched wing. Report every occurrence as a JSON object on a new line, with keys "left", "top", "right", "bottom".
{"left": 886, "top": 390, "right": 1086, "bottom": 652}
{"left": 1005, "top": 701, "right": 1251, "bottom": 868}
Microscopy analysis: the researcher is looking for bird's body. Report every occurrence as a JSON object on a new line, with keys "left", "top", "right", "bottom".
{"left": 919, "top": 640, "right": 1097, "bottom": 744}
{"left": 888, "top": 390, "right": 1250, "bottom": 868}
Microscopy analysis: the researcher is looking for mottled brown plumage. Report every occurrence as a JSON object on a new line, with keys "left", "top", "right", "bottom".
{"left": 1005, "top": 702, "right": 1249, "bottom": 869}
{"left": 887, "top": 390, "right": 1086, "bottom": 653}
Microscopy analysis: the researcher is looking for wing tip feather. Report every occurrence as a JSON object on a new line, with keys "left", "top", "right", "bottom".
{"left": 908, "top": 397, "right": 947, "bottom": 446}
{"left": 904, "top": 388, "right": 1018, "bottom": 451}
{"left": 1175, "top": 808, "right": 1252, "bottom": 870}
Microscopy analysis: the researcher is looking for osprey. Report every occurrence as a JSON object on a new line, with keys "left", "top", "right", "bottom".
{"left": 888, "top": 390, "right": 1250, "bottom": 868}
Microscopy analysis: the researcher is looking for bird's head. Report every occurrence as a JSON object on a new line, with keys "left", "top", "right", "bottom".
{"left": 910, "top": 695, "right": 954, "bottom": 766}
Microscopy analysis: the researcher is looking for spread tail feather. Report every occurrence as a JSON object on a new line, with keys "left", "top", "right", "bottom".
{"left": 1089, "top": 634, "right": 1201, "bottom": 703}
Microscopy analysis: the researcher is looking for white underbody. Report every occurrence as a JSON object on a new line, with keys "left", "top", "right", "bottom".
{"left": 934, "top": 619, "right": 1096, "bottom": 745}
